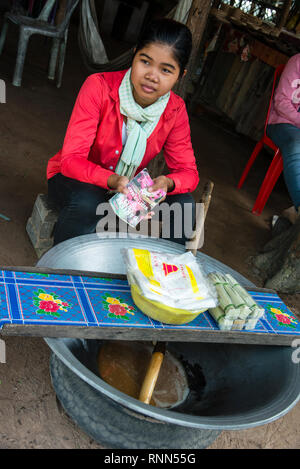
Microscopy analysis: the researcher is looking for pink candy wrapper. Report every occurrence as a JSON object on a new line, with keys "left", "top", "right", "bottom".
{"left": 109, "top": 169, "right": 166, "bottom": 228}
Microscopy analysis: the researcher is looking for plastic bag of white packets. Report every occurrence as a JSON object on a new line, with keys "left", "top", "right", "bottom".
{"left": 123, "top": 248, "right": 218, "bottom": 311}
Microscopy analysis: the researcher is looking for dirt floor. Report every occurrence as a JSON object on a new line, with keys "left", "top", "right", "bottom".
{"left": 0, "top": 16, "right": 299, "bottom": 449}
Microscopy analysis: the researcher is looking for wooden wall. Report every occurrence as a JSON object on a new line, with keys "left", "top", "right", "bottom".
{"left": 192, "top": 23, "right": 291, "bottom": 142}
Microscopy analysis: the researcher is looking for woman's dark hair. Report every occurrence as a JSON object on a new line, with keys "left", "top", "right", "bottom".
{"left": 134, "top": 18, "right": 193, "bottom": 76}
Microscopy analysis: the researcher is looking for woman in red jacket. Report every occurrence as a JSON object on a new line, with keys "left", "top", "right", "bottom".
{"left": 47, "top": 18, "right": 199, "bottom": 245}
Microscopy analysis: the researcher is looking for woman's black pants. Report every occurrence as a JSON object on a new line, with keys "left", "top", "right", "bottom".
{"left": 48, "top": 173, "right": 196, "bottom": 247}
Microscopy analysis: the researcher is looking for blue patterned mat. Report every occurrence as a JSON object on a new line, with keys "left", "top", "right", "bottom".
{"left": 0, "top": 269, "right": 299, "bottom": 337}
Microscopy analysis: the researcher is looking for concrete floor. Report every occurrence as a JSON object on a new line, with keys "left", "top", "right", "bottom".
{"left": 0, "top": 17, "right": 299, "bottom": 449}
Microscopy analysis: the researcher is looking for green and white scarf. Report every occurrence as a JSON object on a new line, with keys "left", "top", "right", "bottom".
{"left": 115, "top": 68, "right": 170, "bottom": 180}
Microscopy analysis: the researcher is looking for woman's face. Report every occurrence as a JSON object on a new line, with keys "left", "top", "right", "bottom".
{"left": 130, "top": 42, "right": 181, "bottom": 108}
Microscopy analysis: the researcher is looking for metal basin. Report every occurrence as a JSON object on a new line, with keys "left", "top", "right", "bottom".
{"left": 38, "top": 234, "right": 300, "bottom": 448}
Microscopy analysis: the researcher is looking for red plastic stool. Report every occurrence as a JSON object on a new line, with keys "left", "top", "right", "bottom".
{"left": 237, "top": 64, "right": 285, "bottom": 215}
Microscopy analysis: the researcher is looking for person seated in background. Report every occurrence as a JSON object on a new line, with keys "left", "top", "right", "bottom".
{"left": 267, "top": 53, "right": 300, "bottom": 227}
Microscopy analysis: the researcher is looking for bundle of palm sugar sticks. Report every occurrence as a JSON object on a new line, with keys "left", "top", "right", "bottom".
{"left": 207, "top": 272, "right": 265, "bottom": 331}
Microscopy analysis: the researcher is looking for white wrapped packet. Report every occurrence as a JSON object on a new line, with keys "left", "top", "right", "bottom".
{"left": 123, "top": 248, "right": 218, "bottom": 311}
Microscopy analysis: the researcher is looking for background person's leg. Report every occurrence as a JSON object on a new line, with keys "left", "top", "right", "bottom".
{"left": 267, "top": 124, "right": 300, "bottom": 210}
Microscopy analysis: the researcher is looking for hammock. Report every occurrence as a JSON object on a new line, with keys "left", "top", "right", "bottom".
{"left": 78, "top": 0, "right": 193, "bottom": 73}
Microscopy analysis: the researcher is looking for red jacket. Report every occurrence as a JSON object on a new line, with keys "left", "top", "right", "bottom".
{"left": 47, "top": 70, "right": 199, "bottom": 195}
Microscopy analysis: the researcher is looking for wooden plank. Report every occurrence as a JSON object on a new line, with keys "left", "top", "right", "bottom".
{"left": 276, "top": 0, "right": 292, "bottom": 29}
{"left": 174, "top": 0, "right": 212, "bottom": 100}
{"left": 0, "top": 264, "right": 279, "bottom": 294}
{"left": 251, "top": 40, "right": 289, "bottom": 68}
{"left": 1, "top": 265, "right": 127, "bottom": 281}
{"left": 0, "top": 266, "right": 298, "bottom": 347}
{"left": 1, "top": 322, "right": 298, "bottom": 346}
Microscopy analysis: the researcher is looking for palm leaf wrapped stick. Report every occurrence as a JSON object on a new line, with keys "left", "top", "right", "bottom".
{"left": 223, "top": 284, "right": 251, "bottom": 320}
{"left": 208, "top": 274, "right": 238, "bottom": 320}
{"left": 208, "top": 272, "right": 245, "bottom": 321}
{"left": 225, "top": 274, "right": 265, "bottom": 319}
{"left": 248, "top": 307, "right": 265, "bottom": 319}
{"left": 209, "top": 272, "right": 250, "bottom": 318}
{"left": 244, "top": 318, "right": 259, "bottom": 330}
{"left": 209, "top": 272, "right": 226, "bottom": 284}
{"left": 219, "top": 273, "right": 252, "bottom": 319}
{"left": 208, "top": 306, "right": 234, "bottom": 330}
{"left": 231, "top": 319, "right": 246, "bottom": 330}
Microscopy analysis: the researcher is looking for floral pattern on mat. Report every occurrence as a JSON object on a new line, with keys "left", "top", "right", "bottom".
{"left": 102, "top": 293, "right": 136, "bottom": 321}
{"left": 33, "top": 288, "right": 72, "bottom": 318}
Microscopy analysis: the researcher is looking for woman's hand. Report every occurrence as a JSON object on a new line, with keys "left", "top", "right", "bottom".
{"left": 147, "top": 175, "right": 174, "bottom": 201}
{"left": 107, "top": 174, "right": 129, "bottom": 194}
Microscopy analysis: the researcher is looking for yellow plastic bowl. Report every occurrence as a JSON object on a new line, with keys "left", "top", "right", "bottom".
{"left": 130, "top": 283, "right": 206, "bottom": 325}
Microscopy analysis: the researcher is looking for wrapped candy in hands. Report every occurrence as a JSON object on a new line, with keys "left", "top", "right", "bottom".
{"left": 109, "top": 169, "right": 166, "bottom": 228}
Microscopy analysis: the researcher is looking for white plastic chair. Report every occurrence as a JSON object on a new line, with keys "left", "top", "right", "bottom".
{"left": 0, "top": 0, "right": 79, "bottom": 87}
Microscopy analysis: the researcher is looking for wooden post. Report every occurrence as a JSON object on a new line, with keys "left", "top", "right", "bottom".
{"left": 174, "top": 0, "right": 212, "bottom": 100}
{"left": 276, "top": 0, "right": 292, "bottom": 29}
{"left": 148, "top": 0, "right": 213, "bottom": 176}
